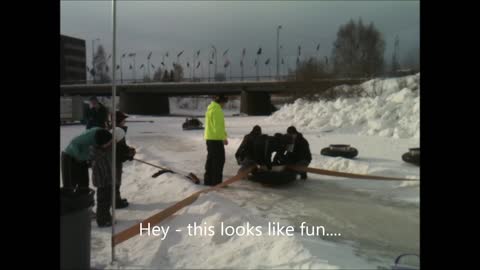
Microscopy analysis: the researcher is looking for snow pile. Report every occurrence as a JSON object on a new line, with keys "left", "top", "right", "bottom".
{"left": 268, "top": 74, "right": 420, "bottom": 139}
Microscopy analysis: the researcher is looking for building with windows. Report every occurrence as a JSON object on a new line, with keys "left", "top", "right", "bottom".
{"left": 61, "top": 35, "right": 86, "bottom": 84}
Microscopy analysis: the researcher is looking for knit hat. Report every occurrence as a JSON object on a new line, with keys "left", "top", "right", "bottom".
{"left": 115, "top": 111, "right": 129, "bottom": 125}
{"left": 286, "top": 126, "right": 298, "bottom": 135}
{"left": 113, "top": 127, "right": 125, "bottom": 142}
{"left": 95, "top": 129, "right": 113, "bottom": 146}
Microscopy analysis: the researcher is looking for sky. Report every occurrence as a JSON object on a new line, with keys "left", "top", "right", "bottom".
{"left": 60, "top": 0, "right": 420, "bottom": 79}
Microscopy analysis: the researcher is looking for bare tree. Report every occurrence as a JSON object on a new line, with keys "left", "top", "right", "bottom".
{"left": 332, "top": 18, "right": 385, "bottom": 77}
{"left": 153, "top": 67, "right": 163, "bottom": 82}
{"left": 93, "top": 45, "right": 111, "bottom": 83}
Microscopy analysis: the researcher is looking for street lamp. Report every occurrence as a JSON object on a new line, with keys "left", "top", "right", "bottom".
{"left": 276, "top": 25, "right": 282, "bottom": 80}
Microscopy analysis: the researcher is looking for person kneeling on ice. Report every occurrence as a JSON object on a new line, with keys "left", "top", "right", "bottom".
{"left": 235, "top": 125, "right": 262, "bottom": 172}
{"left": 112, "top": 111, "right": 136, "bottom": 209}
{"left": 252, "top": 133, "right": 292, "bottom": 171}
{"left": 89, "top": 127, "right": 126, "bottom": 227}
{"left": 284, "top": 126, "right": 312, "bottom": 180}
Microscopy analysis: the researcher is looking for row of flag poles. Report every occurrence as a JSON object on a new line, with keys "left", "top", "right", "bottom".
{"left": 87, "top": 44, "right": 330, "bottom": 82}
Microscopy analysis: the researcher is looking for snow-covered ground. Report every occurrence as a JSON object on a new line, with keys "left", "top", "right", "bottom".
{"left": 60, "top": 75, "right": 419, "bottom": 269}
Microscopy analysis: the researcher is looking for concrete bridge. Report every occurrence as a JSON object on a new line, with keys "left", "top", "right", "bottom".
{"left": 60, "top": 79, "right": 366, "bottom": 115}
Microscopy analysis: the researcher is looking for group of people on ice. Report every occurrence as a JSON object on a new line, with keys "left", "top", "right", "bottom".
{"left": 62, "top": 95, "right": 312, "bottom": 227}
{"left": 203, "top": 95, "right": 312, "bottom": 186}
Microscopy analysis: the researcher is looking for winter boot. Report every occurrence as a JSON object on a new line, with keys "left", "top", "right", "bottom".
{"left": 96, "top": 206, "right": 112, "bottom": 227}
{"left": 300, "top": 172, "right": 307, "bottom": 180}
{"left": 115, "top": 186, "right": 129, "bottom": 209}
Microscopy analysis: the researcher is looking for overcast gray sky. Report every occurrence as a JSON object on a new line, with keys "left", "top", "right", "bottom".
{"left": 61, "top": 0, "right": 419, "bottom": 79}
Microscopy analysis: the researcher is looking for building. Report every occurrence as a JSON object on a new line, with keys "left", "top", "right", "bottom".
{"left": 61, "top": 35, "right": 86, "bottom": 84}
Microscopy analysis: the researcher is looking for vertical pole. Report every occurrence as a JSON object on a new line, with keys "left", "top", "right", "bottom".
{"left": 110, "top": 0, "right": 117, "bottom": 265}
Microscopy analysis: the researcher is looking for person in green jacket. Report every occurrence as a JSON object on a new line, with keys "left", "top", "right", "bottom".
{"left": 61, "top": 127, "right": 113, "bottom": 191}
{"left": 204, "top": 95, "right": 229, "bottom": 186}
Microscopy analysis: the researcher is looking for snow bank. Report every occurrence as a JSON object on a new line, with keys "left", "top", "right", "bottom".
{"left": 268, "top": 74, "right": 420, "bottom": 139}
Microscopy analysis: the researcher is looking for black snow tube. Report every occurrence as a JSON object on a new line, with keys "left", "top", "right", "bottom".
{"left": 321, "top": 144, "right": 358, "bottom": 159}
{"left": 182, "top": 118, "right": 204, "bottom": 130}
{"left": 402, "top": 148, "right": 420, "bottom": 166}
{"left": 248, "top": 170, "right": 298, "bottom": 186}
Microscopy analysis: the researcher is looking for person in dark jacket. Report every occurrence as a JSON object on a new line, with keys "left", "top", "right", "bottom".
{"left": 235, "top": 125, "right": 262, "bottom": 172}
{"left": 285, "top": 126, "right": 312, "bottom": 179}
{"left": 89, "top": 127, "right": 125, "bottom": 227}
{"left": 252, "top": 133, "right": 292, "bottom": 170}
{"left": 86, "top": 96, "right": 109, "bottom": 129}
{"left": 113, "top": 111, "right": 136, "bottom": 208}
{"left": 61, "top": 127, "right": 112, "bottom": 191}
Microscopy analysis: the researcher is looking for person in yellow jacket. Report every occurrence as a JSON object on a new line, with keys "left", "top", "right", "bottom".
{"left": 204, "top": 95, "right": 229, "bottom": 186}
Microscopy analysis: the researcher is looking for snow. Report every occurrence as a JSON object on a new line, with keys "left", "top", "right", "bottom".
{"left": 268, "top": 74, "right": 420, "bottom": 139}
{"left": 60, "top": 75, "right": 419, "bottom": 269}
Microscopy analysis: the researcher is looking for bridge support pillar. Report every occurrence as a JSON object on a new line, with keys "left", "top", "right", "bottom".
{"left": 119, "top": 92, "right": 170, "bottom": 115}
{"left": 240, "top": 91, "right": 276, "bottom": 115}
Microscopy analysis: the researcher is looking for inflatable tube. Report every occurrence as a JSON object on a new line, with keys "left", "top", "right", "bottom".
{"left": 321, "top": 144, "right": 358, "bottom": 159}
{"left": 402, "top": 148, "right": 420, "bottom": 166}
{"left": 248, "top": 167, "right": 297, "bottom": 186}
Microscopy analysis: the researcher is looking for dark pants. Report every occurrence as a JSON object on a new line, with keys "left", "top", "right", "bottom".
{"left": 204, "top": 140, "right": 225, "bottom": 186}
{"left": 61, "top": 152, "right": 89, "bottom": 190}
{"left": 96, "top": 186, "right": 112, "bottom": 224}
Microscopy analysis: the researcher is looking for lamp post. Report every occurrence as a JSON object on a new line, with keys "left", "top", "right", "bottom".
{"left": 110, "top": 0, "right": 118, "bottom": 264}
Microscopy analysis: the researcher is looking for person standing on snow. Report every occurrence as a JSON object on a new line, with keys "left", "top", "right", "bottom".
{"left": 112, "top": 111, "right": 136, "bottom": 208}
{"left": 85, "top": 96, "right": 109, "bottom": 130}
{"left": 204, "top": 95, "right": 229, "bottom": 186}
{"left": 89, "top": 127, "right": 125, "bottom": 227}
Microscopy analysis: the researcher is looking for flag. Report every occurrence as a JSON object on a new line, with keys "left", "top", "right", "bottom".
{"left": 129, "top": 64, "right": 133, "bottom": 70}
{"left": 151, "top": 64, "right": 155, "bottom": 69}
{"left": 242, "top": 48, "right": 246, "bottom": 57}
{"left": 140, "top": 64, "right": 144, "bottom": 69}
{"left": 298, "top": 46, "right": 301, "bottom": 56}
{"left": 161, "top": 62, "right": 165, "bottom": 66}
{"left": 196, "top": 50, "right": 200, "bottom": 56}
{"left": 122, "top": 53, "right": 126, "bottom": 58}
{"left": 177, "top": 50, "right": 184, "bottom": 57}
{"left": 196, "top": 62, "right": 201, "bottom": 69}
{"left": 147, "top": 52, "right": 152, "bottom": 60}
{"left": 187, "top": 62, "right": 190, "bottom": 68}
{"left": 128, "top": 53, "right": 136, "bottom": 57}
{"left": 165, "top": 52, "right": 169, "bottom": 57}
{"left": 265, "top": 58, "right": 270, "bottom": 65}
{"left": 316, "top": 44, "right": 320, "bottom": 51}
{"left": 224, "top": 59, "right": 230, "bottom": 68}
{"left": 116, "top": 65, "right": 120, "bottom": 70}
{"left": 105, "top": 65, "right": 109, "bottom": 72}
{"left": 209, "top": 60, "right": 213, "bottom": 65}
{"left": 211, "top": 51, "right": 215, "bottom": 59}
{"left": 223, "top": 49, "right": 229, "bottom": 56}
{"left": 257, "top": 47, "right": 262, "bottom": 55}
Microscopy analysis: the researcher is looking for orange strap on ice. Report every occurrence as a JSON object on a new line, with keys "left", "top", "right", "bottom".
{"left": 112, "top": 166, "right": 255, "bottom": 246}
{"left": 287, "top": 165, "right": 419, "bottom": 181}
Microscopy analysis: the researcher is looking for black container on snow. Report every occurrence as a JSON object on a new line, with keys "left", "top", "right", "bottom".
{"left": 321, "top": 144, "right": 359, "bottom": 159}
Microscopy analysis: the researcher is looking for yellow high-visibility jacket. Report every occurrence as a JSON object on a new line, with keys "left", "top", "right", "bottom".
{"left": 204, "top": 101, "right": 227, "bottom": 140}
